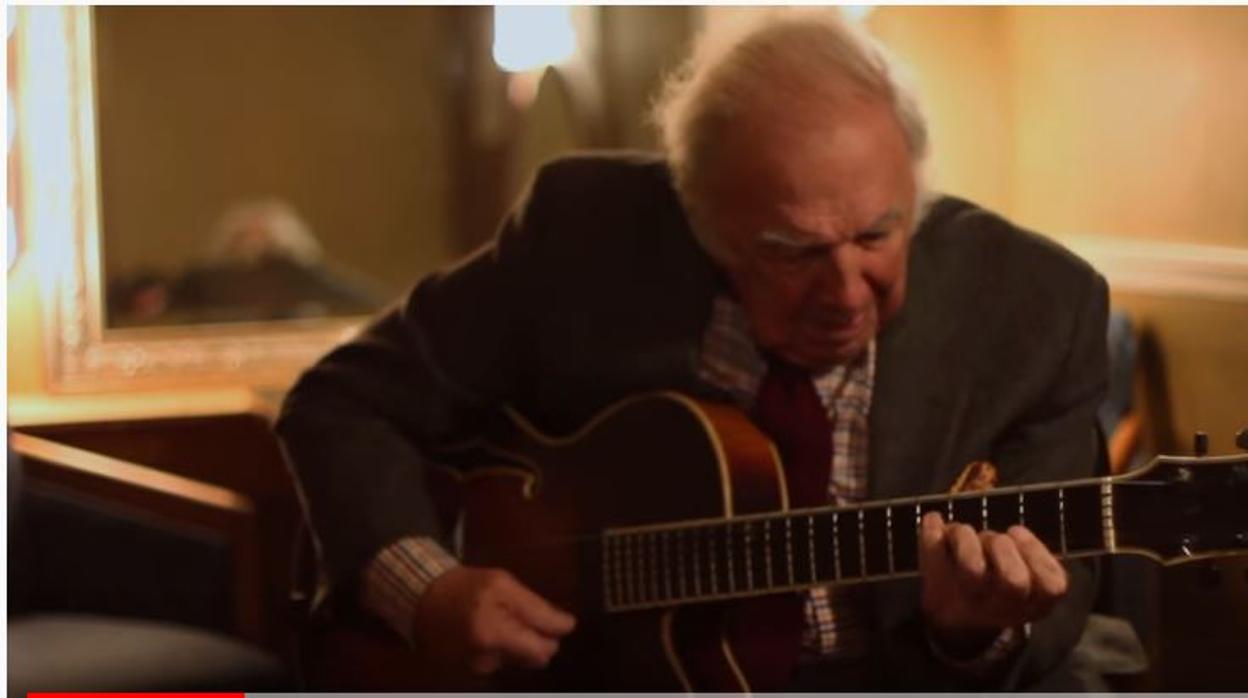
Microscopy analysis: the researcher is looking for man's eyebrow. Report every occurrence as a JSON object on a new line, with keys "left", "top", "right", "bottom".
{"left": 759, "top": 229, "right": 822, "bottom": 248}
{"left": 864, "top": 207, "right": 904, "bottom": 230}
{"left": 759, "top": 207, "right": 907, "bottom": 248}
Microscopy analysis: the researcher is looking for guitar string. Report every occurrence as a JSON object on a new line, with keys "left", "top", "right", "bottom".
{"left": 470, "top": 481, "right": 1136, "bottom": 607}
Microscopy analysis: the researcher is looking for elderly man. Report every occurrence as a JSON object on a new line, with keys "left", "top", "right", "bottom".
{"left": 278, "top": 10, "right": 1108, "bottom": 691}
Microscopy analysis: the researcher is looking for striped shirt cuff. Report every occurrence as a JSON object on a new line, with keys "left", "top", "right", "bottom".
{"left": 360, "top": 536, "right": 460, "bottom": 645}
{"left": 927, "top": 623, "right": 1030, "bottom": 677}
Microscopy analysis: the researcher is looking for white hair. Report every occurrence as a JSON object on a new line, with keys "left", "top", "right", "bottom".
{"left": 652, "top": 9, "right": 931, "bottom": 255}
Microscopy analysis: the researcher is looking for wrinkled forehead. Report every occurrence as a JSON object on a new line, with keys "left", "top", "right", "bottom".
{"left": 699, "top": 97, "right": 918, "bottom": 233}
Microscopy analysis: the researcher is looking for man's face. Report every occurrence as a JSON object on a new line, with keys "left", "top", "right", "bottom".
{"left": 697, "top": 97, "right": 918, "bottom": 371}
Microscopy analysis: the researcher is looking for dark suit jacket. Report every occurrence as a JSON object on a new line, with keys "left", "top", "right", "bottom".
{"left": 277, "top": 152, "right": 1109, "bottom": 690}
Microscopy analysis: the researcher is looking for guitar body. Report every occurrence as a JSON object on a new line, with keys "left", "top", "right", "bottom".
{"left": 444, "top": 392, "right": 802, "bottom": 691}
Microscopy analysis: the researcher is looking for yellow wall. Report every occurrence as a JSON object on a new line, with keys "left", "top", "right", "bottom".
{"left": 869, "top": 6, "right": 1248, "bottom": 457}
{"left": 1002, "top": 7, "right": 1248, "bottom": 456}
{"left": 868, "top": 7, "right": 1014, "bottom": 215}
{"left": 1008, "top": 6, "right": 1248, "bottom": 246}
{"left": 1003, "top": 7, "right": 1248, "bottom": 457}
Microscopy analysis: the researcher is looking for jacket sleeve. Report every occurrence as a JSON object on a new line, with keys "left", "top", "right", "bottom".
{"left": 878, "top": 267, "right": 1109, "bottom": 691}
{"left": 990, "top": 270, "right": 1109, "bottom": 689}
{"left": 275, "top": 166, "right": 556, "bottom": 597}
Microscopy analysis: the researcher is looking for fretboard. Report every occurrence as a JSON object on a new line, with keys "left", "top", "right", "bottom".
{"left": 600, "top": 478, "right": 1112, "bottom": 612}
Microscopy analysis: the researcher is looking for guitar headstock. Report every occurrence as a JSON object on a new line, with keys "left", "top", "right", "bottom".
{"left": 1114, "top": 452, "right": 1248, "bottom": 564}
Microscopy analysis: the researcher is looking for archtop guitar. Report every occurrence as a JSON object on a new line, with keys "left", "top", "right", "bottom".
{"left": 300, "top": 392, "right": 1248, "bottom": 691}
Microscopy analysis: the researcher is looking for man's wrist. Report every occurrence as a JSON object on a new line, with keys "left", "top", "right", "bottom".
{"left": 360, "top": 536, "right": 461, "bottom": 645}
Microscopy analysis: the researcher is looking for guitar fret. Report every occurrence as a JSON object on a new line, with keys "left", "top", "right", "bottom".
{"left": 744, "top": 522, "right": 755, "bottom": 591}
{"left": 634, "top": 534, "right": 644, "bottom": 604}
{"left": 618, "top": 535, "right": 627, "bottom": 605}
{"left": 661, "top": 531, "right": 673, "bottom": 601}
{"left": 1101, "top": 480, "right": 1117, "bottom": 553}
{"left": 807, "top": 515, "right": 817, "bottom": 583}
{"left": 678, "top": 529, "right": 688, "bottom": 600}
{"left": 692, "top": 528, "right": 702, "bottom": 597}
{"left": 857, "top": 509, "right": 867, "bottom": 577}
{"left": 915, "top": 503, "right": 923, "bottom": 570}
{"left": 785, "top": 517, "right": 794, "bottom": 585}
{"left": 832, "top": 512, "right": 842, "bottom": 580}
{"left": 1018, "top": 491, "right": 1026, "bottom": 526}
{"left": 636, "top": 534, "right": 646, "bottom": 603}
{"left": 726, "top": 524, "right": 736, "bottom": 593}
{"left": 602, "top": 536, "right": 611, "bottom": 607}
{"left": 627, "top": 534, "right": 638, "bottom": 604}
{"left": 612, "top": 536, "right": 624, "bottom": 607}
{"left": 886, "top": 506, "right": 895, "bottom": 574}
{"left": 763, "top": 519, "right": 774, "bottom": 589}
{"left": 1058, "top": 488, "right": 1068, "bottom": 554}
{"left": 648, "top": 533, "right": 659, "bottom": 602}
{"left": 946, "top": 498, "right": 954, "bottom": 521}
{"left": 981, "top": 496, "right": 988, "bottom": 531}
{"left": 638, "top": 534, "right": 648, "bottom": 606}
{"left": 709, "top": 528, "right": 719, "bottom": 595}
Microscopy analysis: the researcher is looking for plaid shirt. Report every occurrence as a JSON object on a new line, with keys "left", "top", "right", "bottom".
{"left": 361, "top": 295, "right": 1019, "bottom": 669}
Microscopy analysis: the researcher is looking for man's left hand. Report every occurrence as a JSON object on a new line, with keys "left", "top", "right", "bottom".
{"left": 918, "top": 511, "right": 1068, "bottom": 654}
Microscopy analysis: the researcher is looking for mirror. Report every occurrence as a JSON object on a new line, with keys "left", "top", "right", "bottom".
{"left": 27, "top": 7, "right": 474, "bottom": 390}
{"left": 94, "top": 6, "right": 460, "bottom": 329}
{"left": 28, "top": 6, "right": 694, "bottom": 390}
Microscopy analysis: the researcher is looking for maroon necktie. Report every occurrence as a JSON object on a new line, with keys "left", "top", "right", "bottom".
{"left": 714, "top": 357, "right": 832, "bottom": 688}
{"left": 751, "top": 358, "right": 832, "bottom": 508}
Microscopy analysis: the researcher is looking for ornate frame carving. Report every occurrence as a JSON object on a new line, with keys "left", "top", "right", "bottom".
{"left": 33, "top": 7, "right": 361, "bottom": 392}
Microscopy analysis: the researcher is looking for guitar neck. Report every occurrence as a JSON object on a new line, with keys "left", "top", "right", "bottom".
{"left": 601, "top": 477, "right": 1112, "bottom": 612}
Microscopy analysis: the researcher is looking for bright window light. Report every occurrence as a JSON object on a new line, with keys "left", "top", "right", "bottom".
{"left": 842, "top": 6, "right": 876, "bottom": 23}
{"left": 492, "top": 6, "right": 577, "bottom": 73}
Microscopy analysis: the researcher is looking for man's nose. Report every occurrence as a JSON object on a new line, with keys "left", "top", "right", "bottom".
{"left": 814, "top": 246, "right": 871, "bottom": 309}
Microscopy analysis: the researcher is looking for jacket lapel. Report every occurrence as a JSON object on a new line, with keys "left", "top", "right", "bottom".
{"left": 868, "top": 197, "right": 979, "bottom": 500}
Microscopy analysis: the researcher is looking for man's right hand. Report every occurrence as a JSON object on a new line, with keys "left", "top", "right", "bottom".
{"left": 411, "top": 566, "right": 577, "bottom": 676}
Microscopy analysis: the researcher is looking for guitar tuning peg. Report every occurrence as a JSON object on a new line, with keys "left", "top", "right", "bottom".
{"left": 1180, "top": 535, "right": 1197, "bottom": 556}
{"left": 1194, "top": 431, "right": 1209, "bottom": 457}
{"left": 1236, "top": 427, "right": 1248, "bottom": 451}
